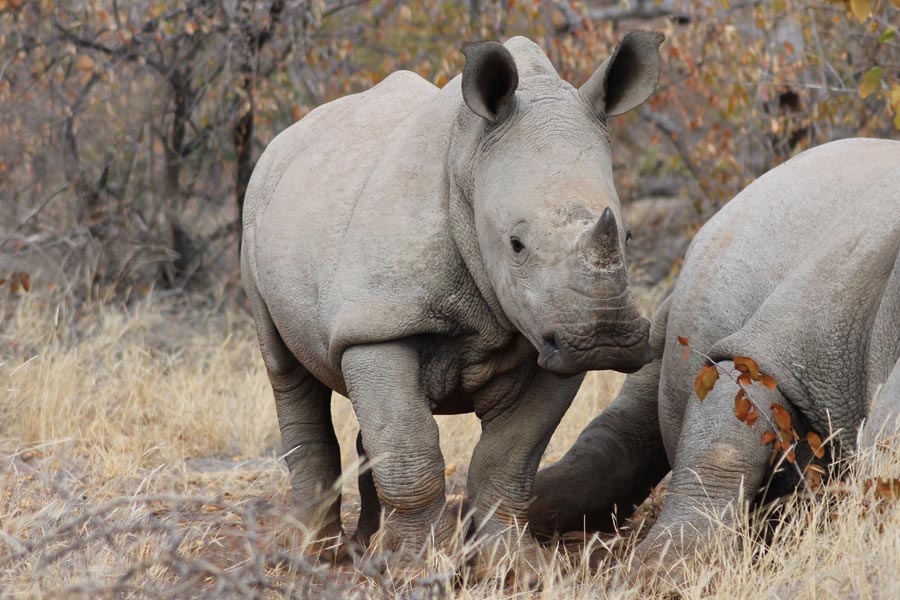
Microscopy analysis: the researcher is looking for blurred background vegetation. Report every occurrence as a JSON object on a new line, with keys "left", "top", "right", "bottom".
{"left": 1, "top": 0, "right": 898, "bottom": 303}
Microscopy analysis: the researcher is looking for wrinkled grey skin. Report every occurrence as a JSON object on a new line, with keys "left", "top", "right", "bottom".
{"left": 530, "top": 137, "right": 900, "bottom": 572}
{"left": 241, "top": 33, "right": 663, "bottom": 559}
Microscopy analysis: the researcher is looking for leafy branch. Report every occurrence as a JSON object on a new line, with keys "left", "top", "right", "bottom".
{"left": 678, "top": 337, "right": 827, "bottom": 494}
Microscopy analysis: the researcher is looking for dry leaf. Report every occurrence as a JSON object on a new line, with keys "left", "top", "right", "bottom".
{"left": 746, "top": 409, "right": 760, "bottom": 427}
{"left": 876, "top": 478, "right": 900, "bottom": 500}
{"left": 9, "top": 271, "right": 31, "bottom": 293}
{"left": 850, "top": 0, "right": 870, "bottom": 23}
{"left": 75, "top": 54, "right": 95, "bottom": 72}
{"left": 734, "top": 391, "right": 751, "bottom": 421}
{"left": 807, "top": 432, "right": 826, "bottom": 458}
{"left": 760, "top": 374, "right": 777, "bottom": 390}
{"left": 733, "top": 356, "right": 761, "bottom": 381}
{"left": 771, "top": 403, "right": 792, "bottom": 433}
{"left": 694, "top": 364, "right": 719, "bottom": 401}
{"left": 761, "top": 431, "right": 777, "bottom": 445}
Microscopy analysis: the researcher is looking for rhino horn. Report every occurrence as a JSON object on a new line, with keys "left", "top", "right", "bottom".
{"left": 589, "top": 207, "right": 624, "bottom": 269}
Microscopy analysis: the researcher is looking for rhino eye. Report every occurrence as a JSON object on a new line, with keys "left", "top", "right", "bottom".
{"left": 625, "top": 229, "right": 633, "bottom": 244}
{"left": 510, "top": 236, "right": 525, "bottom": 253}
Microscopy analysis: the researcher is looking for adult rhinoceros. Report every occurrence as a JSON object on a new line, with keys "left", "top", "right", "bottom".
{"left": 530, "top": 137, "right": 900, "bottom": 574}
{"left": 241, "top": 32, "right": 664, "bottom": 560}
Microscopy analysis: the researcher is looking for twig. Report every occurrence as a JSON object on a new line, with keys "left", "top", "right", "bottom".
{"left": 0, "top": 183, "right": 72, "bottom": 250}
{"left": 686, "top": 346, "right": 813, "bottom": 493}
{"left": 639, "top": 108, "right": 716, "bottom": 209}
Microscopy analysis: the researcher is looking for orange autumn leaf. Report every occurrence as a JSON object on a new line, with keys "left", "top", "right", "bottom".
{"left": 761, "top": 431, "right": 777, "bottom": 445}
{"left": 746, "top": 409, "right": 760, "bottom": 427}
{"left": 771, "top": 403, "right": 792, "bottom": 433}
{"left": 734, "top": 390, "right": 751, "bottom": 421}
{"left": 733, "top": 356, "right": 761, "bottom": 381}
{"left": 694, "top": 364, "right": 719, "bottom": 401}
{"left": 760, "top": 374, "right": 777, "bottom": 390}
{"left": 677, "top": 336, "right": 690, "bottom": 346}
{"left": 75, "top": 54, "right": 95, "bottom": 72}
{"left": 807, "top": 432, "right": 826, "bottom": 458}
{"left": 806, "top": 466, "right": 824, "bottom": 492}
{"left": 738, "top": 373, "right": 752, "bottom": 387}
{"left": 9, "top": 271, "right": 31, "bottom": 293}
{"left": 876, "top": 478, "right": 900, "bottom": 500}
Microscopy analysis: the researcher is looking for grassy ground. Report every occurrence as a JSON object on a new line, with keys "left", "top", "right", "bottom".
{"left": 1, "top": 285, "right": 899, "bottom": 599}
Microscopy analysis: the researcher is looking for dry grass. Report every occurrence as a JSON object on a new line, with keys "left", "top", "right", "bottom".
{"left": 1, "top": 286, "right": 899, "bottom": 599}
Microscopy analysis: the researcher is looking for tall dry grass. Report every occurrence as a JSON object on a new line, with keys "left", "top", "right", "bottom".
{"left": 1, "top": 286, "right": 898, "bottom": 598}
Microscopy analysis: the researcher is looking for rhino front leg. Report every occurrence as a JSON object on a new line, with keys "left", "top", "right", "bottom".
{"left": 528, "top": 358, "right": 669, "bottom": 537}
{"left": 529, "top": 296, "right": 671, "bottom": 537}
{"left": 342, "top": 342, "right": 454, "bottom": 561}
{"left": 466, "top": 368, "right": 582, "bottom": 560}
{"left": 635, "top": 364, "right": 786, "bottom": 577}
{"left": 353, "top": 431, "right": 382, "bottom": 545}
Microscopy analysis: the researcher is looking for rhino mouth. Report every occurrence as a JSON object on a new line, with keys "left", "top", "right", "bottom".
{"left": 537, "top": 322, "right": 653, "bottom": 375}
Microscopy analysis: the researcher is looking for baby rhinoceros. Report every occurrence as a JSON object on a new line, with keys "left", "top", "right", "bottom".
{"left": 241, "top": 33, "right": 663, "bottom": 563}
{"left": 529, "top": 137, "right": 900, "bottom": 581}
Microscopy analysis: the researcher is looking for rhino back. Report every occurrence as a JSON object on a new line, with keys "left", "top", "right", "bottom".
{"left": 660, "top": 138, "right": 900, "bottom": 454}
{"left": 249, "top": 72, "right": 502, "bottom": 393}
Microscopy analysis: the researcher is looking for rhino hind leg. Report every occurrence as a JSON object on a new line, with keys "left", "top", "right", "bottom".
{"left": 247, "top": 286, "right": 343, "bottom": 539}
{"left": 635, "top": 366, "right": 786, "bottom": 574}
{"left": 272, "top": 360, "right": 343, "bottom": 539}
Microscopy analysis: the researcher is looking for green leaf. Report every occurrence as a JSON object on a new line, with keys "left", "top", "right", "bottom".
{"left": 859, "top": 67, "right": 883, "bottom": 99}
{"left": 878, "top": 28, "right": 896, "bottom": 44}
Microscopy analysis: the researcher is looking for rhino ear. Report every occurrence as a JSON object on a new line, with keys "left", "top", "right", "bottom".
{"left": 580, "top": 31, "right": 664, "bottom": 118}
{"left": 461, "top": 41, "right": 519, "bottom": 123}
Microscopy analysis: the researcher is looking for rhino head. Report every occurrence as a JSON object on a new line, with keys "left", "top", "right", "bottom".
{"left": 455, "top": 32, "right": 662, "bottom": 375}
